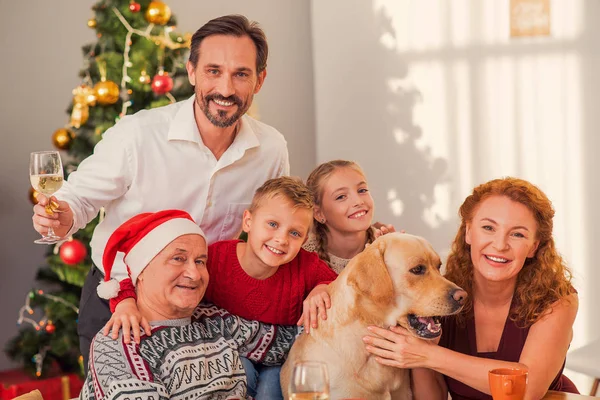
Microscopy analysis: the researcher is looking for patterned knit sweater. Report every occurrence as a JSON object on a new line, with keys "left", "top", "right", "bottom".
{"left": 79, "top": 303, "right": 301, "bottom": 400}
{"left": 205, "top": 240, "right": 338, "bottom": 325}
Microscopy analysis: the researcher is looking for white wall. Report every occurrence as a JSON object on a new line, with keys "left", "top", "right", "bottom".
{"left": 311, "top": 0, "right": 600, "bottom": 391}
{"left": 0, "top": 0, "right": 315, "bottom": 371}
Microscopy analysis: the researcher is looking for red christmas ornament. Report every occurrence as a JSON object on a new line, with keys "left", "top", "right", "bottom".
{"left": 151, "top": 72, "right": 174, "bottom": 95}
{"left": 45, "top": 323, "right": 56, "bottom": 334}
{"left": 59, "top": 239, "right": 88, "bottom": 265}
{"left": 129, "top": 1, "right": 141, "bottom": 12}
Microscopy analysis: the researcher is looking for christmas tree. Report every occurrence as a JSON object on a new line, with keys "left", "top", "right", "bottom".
{"left": 6, "top": 0, "right": 193, "bottom": 377}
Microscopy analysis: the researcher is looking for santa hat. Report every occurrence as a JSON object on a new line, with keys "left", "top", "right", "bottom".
{"left": 97, "top": 209, "right": 205, "bottom": 300}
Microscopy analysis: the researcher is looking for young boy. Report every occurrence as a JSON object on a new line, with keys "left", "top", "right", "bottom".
{"left": 103, "top": 177, "right": 338, "bottom": 399}
{"left": 205, "top": 177, "right": 338, "bottom": 398}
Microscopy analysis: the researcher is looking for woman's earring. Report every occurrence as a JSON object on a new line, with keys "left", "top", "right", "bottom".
{"left": 320, "top": 218, "right": 326, "bottom": 224}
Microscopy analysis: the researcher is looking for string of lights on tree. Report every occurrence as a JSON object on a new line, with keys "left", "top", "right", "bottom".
{"left": 14, "top": 234, "right": 88, "bottom": 375}
{"left": 17, "top": 289, "right": 80, "bottom": 376}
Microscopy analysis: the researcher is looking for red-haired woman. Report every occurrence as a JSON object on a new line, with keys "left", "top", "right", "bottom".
{"left": 364, "top": 177, "right": 579, "bottom": 400}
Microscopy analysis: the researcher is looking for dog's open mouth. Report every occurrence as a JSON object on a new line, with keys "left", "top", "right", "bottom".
{"left": 407, "top": 314, "right": 442, "bottom": 339}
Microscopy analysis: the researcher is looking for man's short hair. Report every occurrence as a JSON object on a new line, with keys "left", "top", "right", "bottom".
{"left": 249, "top": 176, "right": 313, "bottom": 213}
{"left": 189, "top": 14, "right": 268, "bottom": 74}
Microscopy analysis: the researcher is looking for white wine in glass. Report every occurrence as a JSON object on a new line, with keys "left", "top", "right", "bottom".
{"left": 289, "top": 361, "right": 330, "bottom": 400}
{"left": 29, "top": 151, "right": 64, "bottom": 244}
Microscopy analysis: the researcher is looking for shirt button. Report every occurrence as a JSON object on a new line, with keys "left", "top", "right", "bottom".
{"left": 207, "top": 201, "right": 212, "bottom": 207}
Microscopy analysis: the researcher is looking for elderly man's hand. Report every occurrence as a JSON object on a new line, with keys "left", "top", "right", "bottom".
{"left": 103, "top": 298, "right": 151, "bottom": 344}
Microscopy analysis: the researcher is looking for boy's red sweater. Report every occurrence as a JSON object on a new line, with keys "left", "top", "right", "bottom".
{"left": 204, "top": 240, "right": 338, "bottom": 325}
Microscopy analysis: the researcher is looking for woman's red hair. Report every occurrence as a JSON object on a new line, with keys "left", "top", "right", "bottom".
{"left": 445, "top": 177, "right": 574, "bottom": 327}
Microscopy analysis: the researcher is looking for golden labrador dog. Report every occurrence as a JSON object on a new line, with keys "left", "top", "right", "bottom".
{"left": 281, "top": 233, "right": 466, "bottom": 400}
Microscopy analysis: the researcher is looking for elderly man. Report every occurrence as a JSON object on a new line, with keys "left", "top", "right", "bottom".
{"left": 79, "top": 210, "right": 299, "bottom": 399}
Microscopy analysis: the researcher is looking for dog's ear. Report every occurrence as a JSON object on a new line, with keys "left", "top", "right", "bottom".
{"left": 347, "top": 239, "right": 394, "bottom": 305}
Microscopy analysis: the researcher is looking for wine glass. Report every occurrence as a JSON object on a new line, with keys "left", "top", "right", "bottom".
{"left": 288, "top": 361, "right": 330, "bottom": 400}
{"left": 29, "top": 151, "right": 64, "bottom": 244}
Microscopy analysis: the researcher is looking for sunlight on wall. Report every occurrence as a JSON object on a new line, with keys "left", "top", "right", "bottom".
{"left": 453, "top": 61, "right": 474, "bottom": 196}
{"left": 375, "top": 0, "right": 583, "bottom": 49}
{"left": 373, "top": 0, "right": 590, "bottom": 389}
{"left": 387, "top": 189, "right": 405, "bottom": 217}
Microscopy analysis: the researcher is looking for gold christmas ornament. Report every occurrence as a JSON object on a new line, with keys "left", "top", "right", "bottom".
{"left": 52, "top": 128, "right": 74, "bottom": 150}
{"left": 78, "top": 86, "right": 97, "bottom": 106}
{"left": 71, "top": 103, "right": 89, "bottom": 128}
{"left": 87, "top": 18, "right": 97, "bottom": 28}
{"left": 70, "top": 84, "right": 96, "bottom": 128}
{"left": 28, "top": 187, "right": 40, "bottom": 205}
{"left": 94, "top": 80, "right": 120, "bottom": 105}
{"left": 145, "top": 1, "right": 171, "bottom": 25}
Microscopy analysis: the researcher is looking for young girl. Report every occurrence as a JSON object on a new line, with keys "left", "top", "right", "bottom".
{"left": 304, "top": 160, "right": 387, "bottom": 273}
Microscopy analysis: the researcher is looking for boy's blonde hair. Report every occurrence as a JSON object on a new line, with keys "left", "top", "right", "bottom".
{"left": 249, "top": 176, "right": 314, "bottom": 213}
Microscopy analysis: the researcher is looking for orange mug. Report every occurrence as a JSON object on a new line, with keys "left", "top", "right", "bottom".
{"left": 488, "top": 368, "right": 528, "bottom": 400}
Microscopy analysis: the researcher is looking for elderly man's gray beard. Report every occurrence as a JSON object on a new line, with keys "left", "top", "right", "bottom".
{"left": 198, "top": 93, "right": 251, "bottom": 128}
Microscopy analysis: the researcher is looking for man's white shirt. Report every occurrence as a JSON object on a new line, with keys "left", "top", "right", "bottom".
{"left": 56, "top": 95, "right": 289, "bottom": 282}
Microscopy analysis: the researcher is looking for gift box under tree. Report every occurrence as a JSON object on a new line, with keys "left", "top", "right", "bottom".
{"left": 0, "top": 369, "right": 83, "bottom": 400}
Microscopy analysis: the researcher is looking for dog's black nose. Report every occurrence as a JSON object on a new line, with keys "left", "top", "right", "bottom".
{"left": 451, "top": 288, "right": 467, "bottom": 305}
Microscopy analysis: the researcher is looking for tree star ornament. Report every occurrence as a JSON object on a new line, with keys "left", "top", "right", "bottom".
{"left": 145, "top": 1, "right": 172, "bottom": 25}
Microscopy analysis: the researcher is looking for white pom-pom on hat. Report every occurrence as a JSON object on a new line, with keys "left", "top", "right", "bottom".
{"left": 97, "top": 279, "right": 120, "bottom": 300}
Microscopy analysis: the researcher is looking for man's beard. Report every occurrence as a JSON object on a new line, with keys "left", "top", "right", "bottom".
{"left": 198, "top": 92, "right": 249, "bottom": 128}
